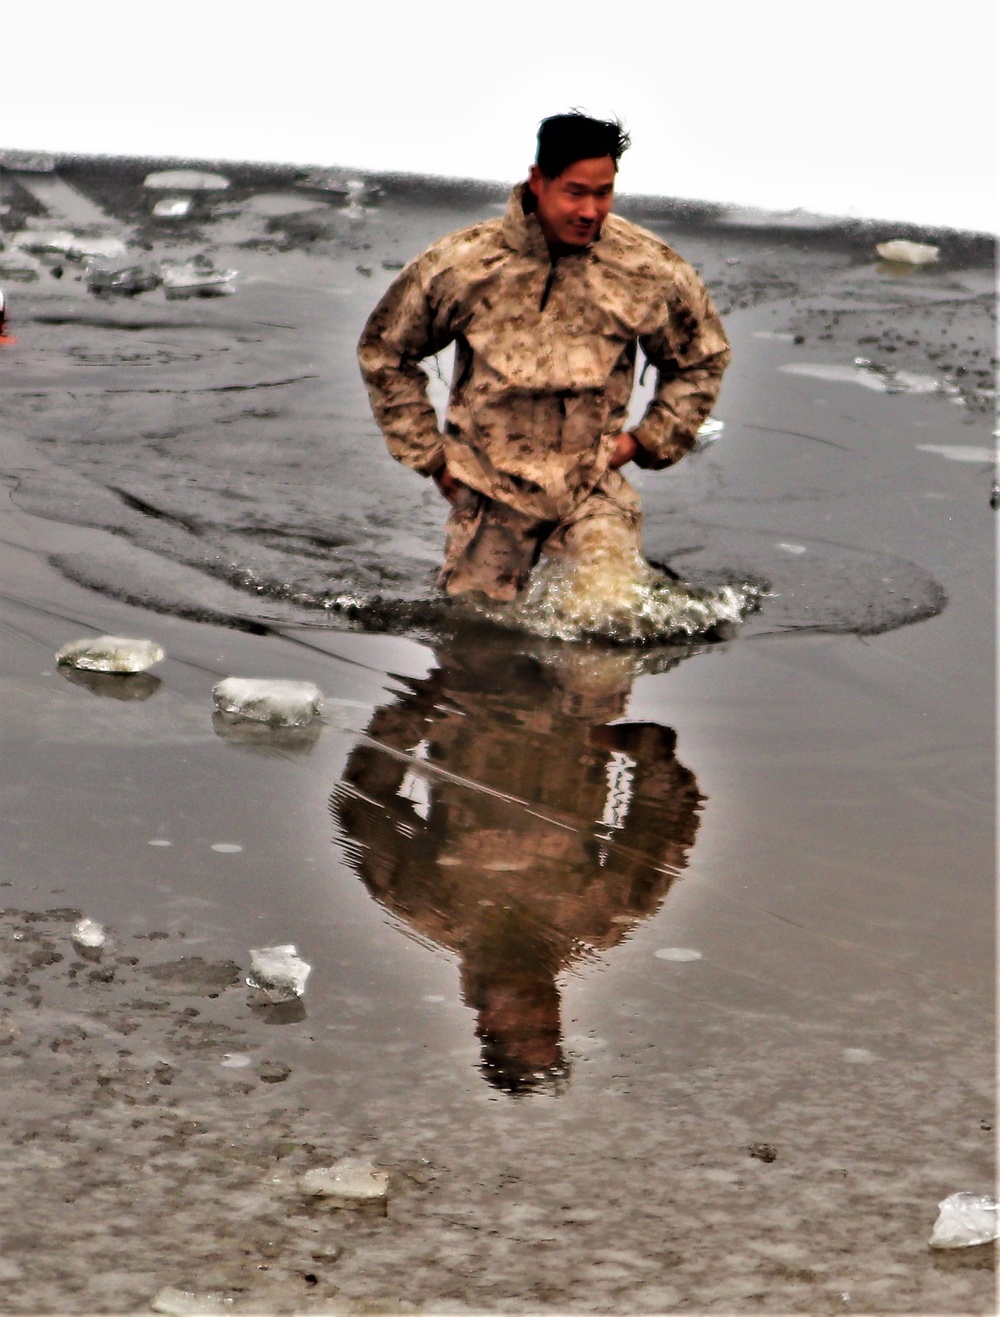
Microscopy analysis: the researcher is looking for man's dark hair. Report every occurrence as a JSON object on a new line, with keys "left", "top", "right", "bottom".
{"left": 535, "top": 111, "right": 631, "bottom": 179}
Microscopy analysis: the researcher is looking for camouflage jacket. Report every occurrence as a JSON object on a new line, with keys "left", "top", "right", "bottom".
{"left": 358, "top": 183, "right": 730, "bottom": 521}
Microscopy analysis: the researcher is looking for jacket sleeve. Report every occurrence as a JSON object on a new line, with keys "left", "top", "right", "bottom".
{"left": 357, "top": 259, "right": 454, "bottom": 476}
{"left": 630, "top": 258, "right": 731, "bottom": 469}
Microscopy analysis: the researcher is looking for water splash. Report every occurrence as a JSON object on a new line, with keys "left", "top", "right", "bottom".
{"left": 471, "top": 532, "right": 761, "bottom": 644}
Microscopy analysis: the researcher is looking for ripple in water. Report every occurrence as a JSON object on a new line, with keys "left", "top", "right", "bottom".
{"left": 469, "top": 532, "right": 762, "bottom": 645}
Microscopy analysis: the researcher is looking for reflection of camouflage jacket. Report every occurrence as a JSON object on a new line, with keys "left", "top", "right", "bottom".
{"left": 358, "top": 183, "right": 730, "bottom": 520}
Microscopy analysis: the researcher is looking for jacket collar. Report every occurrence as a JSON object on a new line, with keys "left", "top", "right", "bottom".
{"left": 501, "top": 182, "right": 604, "bottom": 261}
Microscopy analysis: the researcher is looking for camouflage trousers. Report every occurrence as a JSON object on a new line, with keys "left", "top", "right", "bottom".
{"left": 437, "top": 470, "right": 642, "bottom": 602}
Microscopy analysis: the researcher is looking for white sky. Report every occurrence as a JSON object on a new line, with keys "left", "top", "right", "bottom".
{"left": 4, "top": 0, "right": 997, "bottom": 231}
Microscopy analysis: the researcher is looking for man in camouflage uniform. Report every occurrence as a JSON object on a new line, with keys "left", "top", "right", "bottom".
{"left": 358, "top": 112, "right": 730, "bottom": 602}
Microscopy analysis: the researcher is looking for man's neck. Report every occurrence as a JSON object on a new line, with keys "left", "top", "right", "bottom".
{"left": 545, "top": 237, "right": 589, "bottom": 262}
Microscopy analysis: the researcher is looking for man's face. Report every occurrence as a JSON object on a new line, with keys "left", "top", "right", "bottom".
{"left": 528, "top": 155, "right": 616, "bottom": 248}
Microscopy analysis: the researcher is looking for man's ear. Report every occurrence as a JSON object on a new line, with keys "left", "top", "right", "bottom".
{"left": 527, "top": 164, "right": 544, "bottom": 198}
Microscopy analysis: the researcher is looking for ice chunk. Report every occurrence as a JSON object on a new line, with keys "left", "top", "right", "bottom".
{"left": 247, "top": 944, "right": 311, "bottom": 999}
{"left": 11, "top": 229, "right": 76, "bottom": 254}
{"left": 875, "top": 239, "right": 939, "bottom": 265}
{"left": 654, "top": 947, "right": 702, "bottom": 962}
{"left": 748, "top": 1143, "right": 778, "bottom": 1163}
{"left": 299, "top": 1159, "right": 389, "bottom": 1208}
{"left": 294, "top": 169, "right": 352, "bottom": 199}
{"left": 212, "top": 677, "right": 322, "bottom": 726}
{"left": 691, "top": 417, "right": 724, "bottom": 452}
{"left": 69, "top": 236, "right": 129, "bottom": 261}
{"left": 929, "top": 1193, "right": 999, "bottom": 1248}
{"left": 72, "top": 918, "right": 106, "bottom": 951}
{"left": 150, "top": 1286, "right": 234, "bottom": 1315}
{"left": 86, "top": 262, "right": 161, "bottom": 296}
{"left": 152, "top": 198, "right": 192, "bottom": 219}
{"left": 10, "top": 230, "right": 127, "bottom": 261}
{"left": 220, "top": 1053, "right": 252, "bottom": 1069}
{"left": 160, "top": 256, "right": 237, "bottom": 298}
{"left": 916, "top": 444, "right": 995, "bottom": 463}
{"left": 55, "top": 635, "right": 165, "bottom": 673}
{"left": 143, "top": 169, "right": 230, "bottom": 191}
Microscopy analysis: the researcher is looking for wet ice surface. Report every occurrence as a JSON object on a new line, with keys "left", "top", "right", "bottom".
{"left": 928, "top": 1193, "right": 999, "bottom": 1248}
{"left": 55, "top": 634, "right": 165, "bottom": 673}
{"left": 247, "top": 944, "right": 311, "bottom": 1000}
{"left": 0, "top": 161, "right": 995, "bottom": 1313}
{"left": 212, "top": 677, "right": 323, "bottom": 726}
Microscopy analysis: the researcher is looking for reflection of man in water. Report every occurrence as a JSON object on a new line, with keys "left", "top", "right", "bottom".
{"left": 358, "top": 112, "right": 729, "bottom": 602}
{"left": 330, "top": 638, "right": 703, "bottom": 1094}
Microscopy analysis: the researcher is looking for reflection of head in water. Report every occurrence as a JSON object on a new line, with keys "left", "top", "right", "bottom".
{"left": 461, "top": 912, "right": 568, "bottom": 1095}
{"left": 331, "top": 633, "right": 703, "bottom": 1097}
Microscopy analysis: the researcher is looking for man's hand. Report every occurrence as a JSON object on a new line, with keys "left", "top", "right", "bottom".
{"left": 433, "top": 466, "right": 466, "bottom": 503}
{"left": 608, "top": 432, "right": 640, "bottom": 469}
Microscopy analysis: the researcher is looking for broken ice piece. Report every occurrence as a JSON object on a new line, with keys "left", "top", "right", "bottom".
{"left": 160, "top": 258, "right": 237, "bottom": 298}
{"left": 247, "top": 944, "right": 311, "bottom": 999}
{"left": 212, "top": 677, "right": 322, "bottom": 726}
{"left": 875, "top": 239, "right": 939, "bottom": 266}
{"left": 68, "top": 236, "right": 129, "bottom": 262}
{"left": 294, "top": 169, "right": 352, "bottom": 200}
{"left": 86, "top": 262, "right": 161, "bottom": 296}
{"left": 150, "top": 1286, "right": 235, "bottom": 1315}
{"left": 299, "top": 1159, "right": 389, "bottom": 1209}
{"left": 11, "top": 231, "right": 128, "bottom": 261}
{"left": 143, "top": 169, "right": 230, "bottom": 191}
{"left": 152, "top": 198, "right": 192, "bottom": 219}
{"left": 72, "top": 917, "right": 107, "bottom": 951}
{"left": 691, "top": 417, "right": 724, "bottom": 452}
{"left": 929, "top": 1192, "right": 999, "bottom": 1248}
{"left": 55, "top": 635, "right": 165, "bottom": 673}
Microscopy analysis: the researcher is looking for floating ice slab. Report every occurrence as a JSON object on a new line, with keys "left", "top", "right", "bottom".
{"left": 72, "top": 918, "right": 106, "bottom": 951}
{"left": 294, "top": 169, "right": 352, "bottom": 198}
{"left": 143, "top": 169, "right": 230, "bottom": 191}
{"left": 55, "top": 635, "right": 165, "bottom": 673}
{"left": 299, "top": 1159, "right": 389, "bottom": 1208}
{"left": 87, "top": 262, "right": 161, "bottom": 295}
{"left": 11, "top": 229, "right": 74, "bottom": 254}
{"left": 876, "top": 239, "right": 939, "bottom": 265}
{"left": 70, "top": 236, "right": 129, "bottom": 261}
{"left": 150, "top": 1286, "right": 234, "bottom": 1314}
{"left": 929, "top": 1193, "right": 998, "bottom": 1248}
{"left": 691, "top": 417, "right": 724, "bottom": 453}
{"left": 11, "top": 230, "right": 128, "bottom": 261}
{"left": 247, "top": 944, "right": 311, "bottom": 999}
{"left": 916, "top": 444, "right": 995, "bottom": 463}
{"left": 212, "top": 677, "right": 322, "bottom": 726}
{"left": 152, "top": 197, "right": 192, "bottom": 219}
{"left": 160, "top": 257, "right": 237, "bottom": 298}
